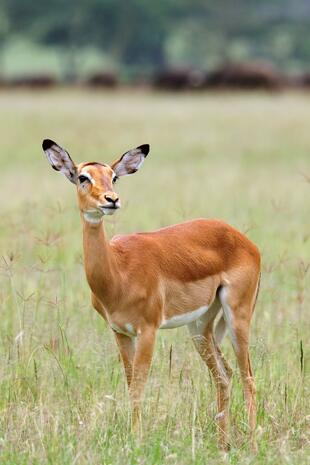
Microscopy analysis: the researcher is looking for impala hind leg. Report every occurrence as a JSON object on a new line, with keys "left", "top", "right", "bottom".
{"left": 129, "top": 326, "right": 156, "bottom": 435}
{"left": 215, "top": 314, "right": 228, "bottom": 346}
{"left": 219, "top": 285, "right": 258, "bottom": 450}
{"left": 214, "top": 314, "right": 233, "bottom": 396}
{"left": 189, "top": 310, "right": 233, "bottom": 450}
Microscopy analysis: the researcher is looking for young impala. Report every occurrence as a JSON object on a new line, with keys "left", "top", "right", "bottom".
{"left": 42, "top": 139, "right": 261, "bottom": 450}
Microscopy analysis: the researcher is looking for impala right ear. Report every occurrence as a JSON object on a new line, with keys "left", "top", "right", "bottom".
{"left": 42, "top": 139, "right": 77, "bottom": 184}
{"left": 110, "top": 144, "right": 150, "bottom": 177}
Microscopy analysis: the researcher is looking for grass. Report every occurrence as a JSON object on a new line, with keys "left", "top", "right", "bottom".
{"left": 0, "top": 89, "right": 309, "bottom": 464}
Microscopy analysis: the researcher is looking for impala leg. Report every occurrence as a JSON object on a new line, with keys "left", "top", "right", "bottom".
{"left": 220, "top": 288, "right": 257, "bottom": 451}
{"left": 214, "top": 314, "right": 228, "bottom": 346}
{"left": 189, "top": 320, "right": 232, "bottom": 450}
{"left": 233, "top": 321, "right": 257, "bottom": 450}
{"left": 215, "top": 345, "right": 233, "bottom": 386}
{"left": 114, "top": 332, "right": 136, "bottom": 388}
{"left": 129, "top": 326, "right": 156, "bottom": 434}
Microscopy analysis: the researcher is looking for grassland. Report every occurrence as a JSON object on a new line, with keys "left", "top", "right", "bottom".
{"left": 0, "top": 89, "right": 309, "bottom": 464}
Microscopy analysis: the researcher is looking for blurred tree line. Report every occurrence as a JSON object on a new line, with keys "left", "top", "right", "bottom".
{"left": 1, "top": 0, "right": 310, "bottom": 79}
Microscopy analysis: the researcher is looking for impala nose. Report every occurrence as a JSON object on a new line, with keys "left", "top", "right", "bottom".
{"left": 104, "top": 194, "right": 119, "bottom": 205}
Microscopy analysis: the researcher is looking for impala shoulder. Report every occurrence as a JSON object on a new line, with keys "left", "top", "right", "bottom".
{"left": 110, "top": 233, "right": 156, "bottom": 263}
{"left": 111, "top": 232, "right": 151, "bottom": 247}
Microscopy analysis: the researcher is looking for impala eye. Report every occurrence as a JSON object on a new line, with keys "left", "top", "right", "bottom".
{"left": 112, "top": 175, "right": 118, "bottom": 184}
{"left": 78, "top": 174, "right": 90, "bottom": 183}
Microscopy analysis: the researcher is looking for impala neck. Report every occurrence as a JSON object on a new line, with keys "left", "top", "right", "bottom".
{"left": 81, "top": 216, "right": 118, "bottom": 305}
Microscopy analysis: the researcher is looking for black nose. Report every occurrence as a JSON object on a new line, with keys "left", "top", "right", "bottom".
{"left": 104, "top": 194, "right": 118, "bottom": 204}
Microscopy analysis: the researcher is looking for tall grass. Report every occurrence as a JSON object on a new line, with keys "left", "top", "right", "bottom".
{"left": 0, "top": 90, "right": 309, "bottom": 464}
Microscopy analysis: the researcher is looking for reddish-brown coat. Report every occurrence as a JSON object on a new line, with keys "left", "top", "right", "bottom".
{"left": 83, "top": 217, "right": 260, "bottom": 332}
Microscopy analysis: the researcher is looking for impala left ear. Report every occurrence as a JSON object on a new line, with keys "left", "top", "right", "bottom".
{"left": 42, "top": 139, "right": 77, "bottom": 184}
{"left": 110, "top": 144, "right": 150, "bottom": 177}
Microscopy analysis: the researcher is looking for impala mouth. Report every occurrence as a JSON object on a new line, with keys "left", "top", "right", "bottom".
{"left": 99, "top": 203, "right": 120, "bottom": 215}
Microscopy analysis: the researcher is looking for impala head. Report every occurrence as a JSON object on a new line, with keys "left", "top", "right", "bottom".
{"left": 42, "top": 139, "right": 150, "bottom": 223}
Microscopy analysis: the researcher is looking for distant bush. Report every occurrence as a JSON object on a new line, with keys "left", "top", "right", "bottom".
{"left": 152, "top": 68, "right": 205, "bottom": 90}
{"left": 152, "top": 63, "right": 287, "bottom": 91}
{"left": 85, "top": 72, "right": 118, "bottom": 88}
{"left": 8, "top": 74, "right": 58, "bottom": 88}
{"left": 296, "top": 72, "right": 310, "bottom": 88}
{"left": 204, "top": 62, "right": 284, "bottom": 90}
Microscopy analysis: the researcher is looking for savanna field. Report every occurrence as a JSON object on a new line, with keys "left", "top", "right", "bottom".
{"left": 0, "top": 90, "right": 309, "bottom": 464}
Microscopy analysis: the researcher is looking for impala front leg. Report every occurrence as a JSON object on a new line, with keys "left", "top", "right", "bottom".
{"left": 114, "top": 332, "right": 135, "bottom": 388}
{"left": 129, "top": 326, "right": 156, "bottom": 434}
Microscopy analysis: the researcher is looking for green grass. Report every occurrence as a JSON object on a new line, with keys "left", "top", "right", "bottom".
{"left": 0, "top": 89, "right": 309, "bottom": 464}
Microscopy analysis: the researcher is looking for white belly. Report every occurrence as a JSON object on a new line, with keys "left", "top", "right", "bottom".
{"left": 160, "top": 306, "right": 209, "bottom": 329}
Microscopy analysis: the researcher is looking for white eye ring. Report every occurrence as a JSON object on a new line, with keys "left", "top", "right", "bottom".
{"left": 112, "top": 175, "right": 118, "bottom": 184}
{"left": 78, "top": 174, "right": 90, "bottom": 184}
{"left": 78, "top": 172, "right": 94, "bottom": 185}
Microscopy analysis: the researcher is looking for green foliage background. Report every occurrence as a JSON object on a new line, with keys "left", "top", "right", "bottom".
{"left": 1, "top": 1, "right": 310, "bottom": 78}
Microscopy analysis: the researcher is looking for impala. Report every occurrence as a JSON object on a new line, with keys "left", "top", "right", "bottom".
{"left": 42, "top": 139, "right": 261, "bottom": 450}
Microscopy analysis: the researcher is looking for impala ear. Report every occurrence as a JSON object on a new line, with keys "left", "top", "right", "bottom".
{"left": 42, "top": 139, "right": 77, "bottom": 184}
{"left": 110, "top": 144, "right": 150, "bottom": 177}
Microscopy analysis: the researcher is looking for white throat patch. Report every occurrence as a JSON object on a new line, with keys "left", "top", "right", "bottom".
{"left": 83, "top": 210, "right": 103, "bottom": 224}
